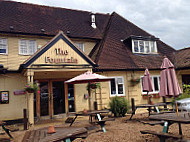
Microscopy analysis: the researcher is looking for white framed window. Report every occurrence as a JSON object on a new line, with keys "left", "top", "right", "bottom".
{"left": 132, "top": 40, "right": 157, "bottom": 54}
{"left": 0, "top": 38, "right": 8, "bottom": 54}
{"left": 75, "top": 42, "right": 84, "bottom": 52}
{"left": 109, "top": 76, "right": 125, "bottom": 96}
{"left": 19, "top": 39, "right": 37, "bottom": 55}
{"left": 141, "top": 75, "right": 160, "bottom": 94}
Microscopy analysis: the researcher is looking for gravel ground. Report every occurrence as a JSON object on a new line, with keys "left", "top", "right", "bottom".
{"left": 1, "top": 113, "right": 190, "bottom": 142}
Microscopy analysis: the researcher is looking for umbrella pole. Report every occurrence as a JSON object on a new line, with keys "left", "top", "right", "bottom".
{"left": 175, "top": 97, "right": 179, "bottom": 117}
{"left": 147, "top": 92, "right": 151, "bottom": 104}
{"left": 88, "top": 87, "right": 91, "bottom": 111}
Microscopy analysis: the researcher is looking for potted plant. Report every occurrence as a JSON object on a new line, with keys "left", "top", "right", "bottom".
{"left": 86, "top": 82, "right": 100, "bottom": 90}
{"left": 24, "top": 82, "right": 39, "bottom": 93}
{"left": 130, "top": 78, "right": 140, "bottom": 86}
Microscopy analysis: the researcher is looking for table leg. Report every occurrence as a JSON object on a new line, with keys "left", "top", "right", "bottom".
{"left": 69, "top": 115, "right": 78, "bottom": 127}
{"left": 148, "top": 107, "right": 151, "bottom": 116}
{"left": 2, "top": 125, "right": 13, "bottom": 139}
{"left": 65, "top": 138, "right": 71, "bottom": 142}
{"left": 178, "top": 123, "right": 182, "bottom": 135}
{"left": 163, "top": 121, "right": 169, "bottom": 133}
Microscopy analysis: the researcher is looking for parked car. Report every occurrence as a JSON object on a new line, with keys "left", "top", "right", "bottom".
{"left": 176, "top": 98, "right": 190, "bottom": 112}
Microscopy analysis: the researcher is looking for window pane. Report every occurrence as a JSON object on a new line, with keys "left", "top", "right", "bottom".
{"left": 0, "top": 49, "right": 6, "bottom": 53}
{"left": 118, "top": 84, "right": 124, "bottom": 94}
{"left": 150, "top": 41, "right": 155, "bottom": 52}
{"left": 139, "top": 40, "right": 144, "bottom": 53}
{"left": 134, "top": 40, "right": 138, "bottom": 52}
{"left": 153, "top": 77, "right": 159, "bottom": 91}
{"left": 20, "top": 40, "right": 27, "bottom": 54}
{"left": 145, "top": 41, "right": 149, "bottom": 53}
{"left": 75, "top": 43, "right": 84, "bottom": 52}
{"left": 110, "top": 79, "right": 116, "bottom": 95}
{"left": 0, "top": 39, "right": 7, "bottom": 54}
{"left": 28, "top": 40, "right": 36, "bottom": 54}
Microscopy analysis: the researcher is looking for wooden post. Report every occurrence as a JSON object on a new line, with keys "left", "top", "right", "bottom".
{"left": 49, "top": 80, "right": 53, "bottom": 119}
{"left": 23, "top": 109, "right": 28, "bottom": 130}
{"left": 65, "top": 83, "right": 69, "bottom": 114}
{"left": 36, "top": 90, "right": 40, "bottom": 120}
{"left": 88, "top": 87, "right": 91, "bottom": 111}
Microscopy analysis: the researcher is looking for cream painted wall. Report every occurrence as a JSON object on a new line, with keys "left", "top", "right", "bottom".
{"left": 72, "top": 40, "right": 96, "bottom": 55}
{"left": 96, "top": 71, "right": 176, "bottom": 113}
{"left": 0, "top": 35, "right": 48, "bottom": 70}
{"left": 0, "top": 73, "right": 27, "bottom": 120}
{"left": 0, "top": 34, "right": 96, "bottom": 71}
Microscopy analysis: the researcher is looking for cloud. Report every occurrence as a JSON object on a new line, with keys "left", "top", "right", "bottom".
{"left": 11, "top": 0, "right": 190, "bottom": 49}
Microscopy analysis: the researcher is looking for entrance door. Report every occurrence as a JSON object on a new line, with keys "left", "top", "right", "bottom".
{"left": 53, "top": 81, "right": 65, "bottom": 115}
{"left": 68, "top": 84, "right": 75, "bottom": 112}
{"left": 40, "top": 82, "right": 49, "bottom": 116}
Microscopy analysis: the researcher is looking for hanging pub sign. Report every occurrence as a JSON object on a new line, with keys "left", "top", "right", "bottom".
{"left": 45, "top": 48, "right": 78, "bottom": 64}
{"left": 0, "top": 91, "right": 9, "bottom": 104}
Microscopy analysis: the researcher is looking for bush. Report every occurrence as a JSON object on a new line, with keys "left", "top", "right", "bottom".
{"left": 109, "top": 96, "right": 129, "bottom": 117}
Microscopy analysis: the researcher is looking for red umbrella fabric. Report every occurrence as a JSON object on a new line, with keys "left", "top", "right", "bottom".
{"left": 142, "top": 68, "right": 153, "bottom": 92}
{"left": 65, "top": 71, "right": 111, "bottom": 84}
{"left": 142, "top": 68, "right": 153, "bottom": 104}
{"left": 159, "top": 57, "right": 182, "bottom": 97}
{"left": 65, "top": 71, "right": 111, "bottom": 110}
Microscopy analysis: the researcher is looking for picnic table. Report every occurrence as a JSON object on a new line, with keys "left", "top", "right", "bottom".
{"left": 129, "top": 101, "right": 169, "bottom": 120}
{"left": 0, "top": 121, "right": 13, "bottom": 139}
{"left": 140, "top": 112, "right": 190, "bottom": 142}
{"left": 69, "top": 109, "right": 114, "bottom": 132}
{"left": 149, "top": 112, "right": 190, "bottom": 135}
{"left": 69, "top": 109, "right": 110, "bottom": 126}
{"left": 22, "top": 126, "right": 87, "bottom": 142}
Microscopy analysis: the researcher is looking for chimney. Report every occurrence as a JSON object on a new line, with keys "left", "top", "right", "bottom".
{"left": 91, "top": 13, "right": 96, "bottom": 29}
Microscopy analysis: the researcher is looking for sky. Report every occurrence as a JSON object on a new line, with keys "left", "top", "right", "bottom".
{"left": 11, "top": 0, "right": 190, "bottom": 50}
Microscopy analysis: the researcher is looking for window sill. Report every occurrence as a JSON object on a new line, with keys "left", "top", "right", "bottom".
{"left": 0, "top": 53, "right": 8, "bottom": 55}
{"left": 133, "top": 52, "right": 158, "bottom": 55}
{"left": 110, "top": 94, "right": 125, "bottom": 97}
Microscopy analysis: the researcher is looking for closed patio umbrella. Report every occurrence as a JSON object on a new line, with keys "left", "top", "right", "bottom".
{"left": 65, "top": 71, "right": 111, "bottom": 111}
{"left": 142, "top": 68, "right": 153, "bottom": 104}
{"left": 159, "top": 57, "right": 182, "bottom": 116}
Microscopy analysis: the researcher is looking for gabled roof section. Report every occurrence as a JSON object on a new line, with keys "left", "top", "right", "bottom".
{"left": 0, "top": 0, "right": 110, "bottom": 39}
{"left": 175, "top": 47, "right": 190, "bottom": 69}
{"left": 91, "top": 12, "right": 176, "bottom": 71}
{"left": 20, "top": 31, "right": 96, "bottom": 70}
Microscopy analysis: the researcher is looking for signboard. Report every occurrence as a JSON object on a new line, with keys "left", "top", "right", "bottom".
{"left": 13, "top": 90, "right": 26, "bottom": 95}
{"left": 45, "top": 48, "right": 78, "bottom": 64}
{"left": 0, "top": 91, "right": 9, "bottom": 104}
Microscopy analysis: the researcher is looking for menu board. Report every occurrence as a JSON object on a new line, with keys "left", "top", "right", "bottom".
{"left": 0, "top": 91, "right": 9, "bottom": 104}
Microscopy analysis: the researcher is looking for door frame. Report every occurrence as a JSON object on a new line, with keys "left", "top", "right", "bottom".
{"left": 36, "top": 79, "right": 73, "bottom": 119}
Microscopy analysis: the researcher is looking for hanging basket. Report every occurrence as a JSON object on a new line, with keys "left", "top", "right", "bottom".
{"left": 25, "top": 88, "right": 35, "bottom": 93}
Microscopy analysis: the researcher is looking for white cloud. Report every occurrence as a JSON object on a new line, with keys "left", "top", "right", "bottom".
{"left": 10, "top": 0, "right": 190, "bottom": 49}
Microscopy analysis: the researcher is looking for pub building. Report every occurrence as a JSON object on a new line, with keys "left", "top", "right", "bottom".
{"left": 0, "top": 1, "right": 190, "bottom": 125}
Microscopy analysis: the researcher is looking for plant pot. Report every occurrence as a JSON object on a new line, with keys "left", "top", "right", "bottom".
{"left": 142, "top": 95, "right": 148, "bottom": 99}
{"left": 26, "top": 88, "right": 35, "bottom": 93}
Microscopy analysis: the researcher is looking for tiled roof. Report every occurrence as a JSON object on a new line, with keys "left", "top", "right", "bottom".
{"left": 90, "top": 13, "right": 176, "bottom": 70}
{"left": 175, "top": 47, "right": 190, "bottom": 69}
{"left": 0, "top": 1, "right": 179, "bottom": 71}
{"left": 0, "top": 0, "right": 110, "bottom": 39}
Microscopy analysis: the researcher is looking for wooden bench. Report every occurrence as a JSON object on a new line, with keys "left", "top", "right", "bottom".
{"left": 140, "top": 130, "right": 182, "bottom": 142}
{"left": 96, "top": 114, "right": 115, "bottom": 132}
{"left": 139, "top": 120, "right": 165, "bottom": 126}
{"left": 0, "top": 121, "right": 13, "bottom": 139}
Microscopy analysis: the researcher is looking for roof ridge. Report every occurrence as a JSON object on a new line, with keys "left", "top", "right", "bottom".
{"left": 112, "top": 12, "right": 176, "bottom": 51}
{"left": 3, "top": 0, "right": 109, "bottom": 16}
{"left": 93, "top": 13, "right": 114, "bottom": 63}
{"left": 177, "top": 47, "right": 190, "bottom": 52}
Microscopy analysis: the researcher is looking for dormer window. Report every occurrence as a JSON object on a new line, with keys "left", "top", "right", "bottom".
{"left": 132, "top": 39, "right": 157, "bottom": 54}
